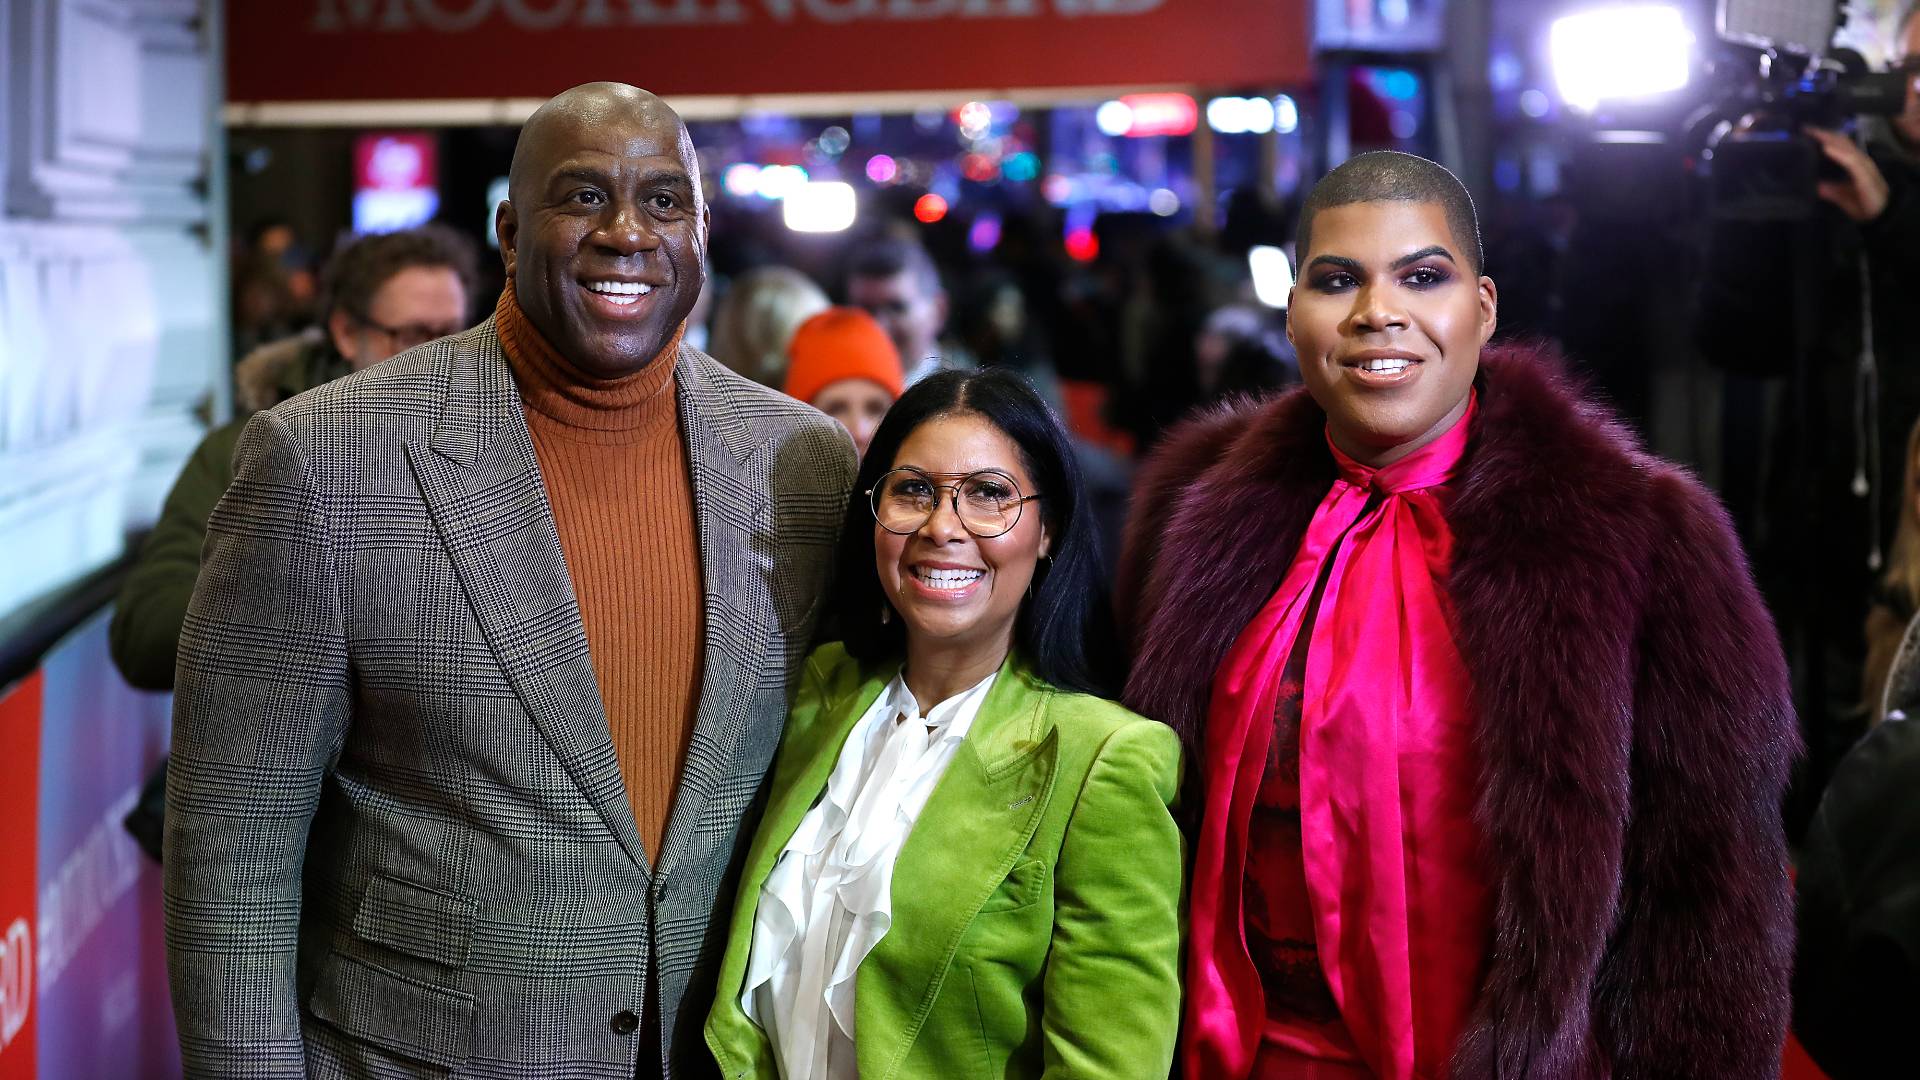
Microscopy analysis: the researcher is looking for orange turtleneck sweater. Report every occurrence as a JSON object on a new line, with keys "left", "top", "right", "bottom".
{"left": 495, "top": 282, "right": 704, "bottom": 864}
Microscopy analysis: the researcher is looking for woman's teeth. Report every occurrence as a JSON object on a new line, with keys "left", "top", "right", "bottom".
{"left": 586, "top": 281, "right": 652, "bottom": 306}
{"left": 1358, "top": 357, "right": 1414, "bottom": 374}
{"left": 913, "top": 567, "right": 984, "bottom": 591}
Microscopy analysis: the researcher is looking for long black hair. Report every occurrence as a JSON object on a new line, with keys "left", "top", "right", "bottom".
{"left": 830, "top": 367, "right": 1121, "bottom": 698}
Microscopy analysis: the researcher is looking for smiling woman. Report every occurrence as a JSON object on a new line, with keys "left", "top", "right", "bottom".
{"left": 706, "top": 369, "right": 1183, "bottom": 1080}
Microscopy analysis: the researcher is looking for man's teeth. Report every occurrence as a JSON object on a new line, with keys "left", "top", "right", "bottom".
{"left": 585, "top": 281, "right": 653, "bottom": 306}
{"left": 914, "top": 567, "right": 984, "bottom": 591}
{"left": 1359, "top": 358, "right": 1414, "bottom": 374}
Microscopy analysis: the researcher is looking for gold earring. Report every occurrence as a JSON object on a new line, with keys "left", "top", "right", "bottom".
{"left": 880, "top": 605, "right": 892, "bottom": 625}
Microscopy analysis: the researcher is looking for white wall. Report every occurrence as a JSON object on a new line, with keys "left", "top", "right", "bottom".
{"left": 0, "top": 0, "right": 225, "bottom": 619}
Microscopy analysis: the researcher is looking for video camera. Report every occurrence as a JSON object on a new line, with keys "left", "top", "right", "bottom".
{"left": 1700, "top": 0, "right": 1910, "bottom": 220}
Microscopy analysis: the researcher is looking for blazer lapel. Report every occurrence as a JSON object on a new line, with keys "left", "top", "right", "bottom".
{"left": 856, "top": 660, "right": 1058, "bottom": 1080}
{"left": 734, "top": 669, "right": 891, "bottom": 909}
{"left": 653, "top": 347, "right": 774, "bottom": 883}
{"left": 405, "top": 320, "right": 650, "bottom": 873}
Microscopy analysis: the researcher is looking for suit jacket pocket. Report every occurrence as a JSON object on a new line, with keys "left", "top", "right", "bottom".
{"left": 307, "top": 950, "right": 475, "bottom": 1068}
{"left": 351, "top": 873, "right": 478, "bottom": 968}
{"left": 977, "top": 858, "right": 1050, "bottom": 914}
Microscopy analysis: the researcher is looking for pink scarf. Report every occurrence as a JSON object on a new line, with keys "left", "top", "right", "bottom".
{"left": 1185, "top": 400, "right": 1490, "bottom": 1080}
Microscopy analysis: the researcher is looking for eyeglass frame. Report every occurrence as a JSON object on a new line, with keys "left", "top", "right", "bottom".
{"left": 349, "top": 310, "right": 463, "bottom": 351}
{"left": 866, "top": 467, "right": 1043, "bottom": 539}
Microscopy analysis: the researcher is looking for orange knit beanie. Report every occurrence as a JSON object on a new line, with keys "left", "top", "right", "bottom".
{"left": 783, "top": 306, "right": 906, "bottom": 406}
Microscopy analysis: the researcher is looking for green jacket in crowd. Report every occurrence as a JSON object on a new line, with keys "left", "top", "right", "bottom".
{"left": 109, "top": 330, "right": 346, "bottom": 690}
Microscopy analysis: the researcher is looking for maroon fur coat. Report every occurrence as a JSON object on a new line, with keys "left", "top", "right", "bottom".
{"left": 1117, "top": 345, "right": 1797, "bottom": 1078}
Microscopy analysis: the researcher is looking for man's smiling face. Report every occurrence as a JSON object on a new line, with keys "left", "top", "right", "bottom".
{"left": 496, "top": 86, "right": 709, "bottom": 378}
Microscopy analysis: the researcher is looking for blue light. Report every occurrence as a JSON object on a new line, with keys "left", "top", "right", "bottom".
{"left": 1493, "top": 158, "right": 1523, "bottom": 193}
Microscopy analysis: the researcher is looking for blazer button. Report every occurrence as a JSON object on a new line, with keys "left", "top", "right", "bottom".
{"left": 611, "top": 1010, "right": 640, "bottom": 1035}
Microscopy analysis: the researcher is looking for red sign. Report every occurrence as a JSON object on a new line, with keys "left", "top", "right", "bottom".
{"left": 0, "top": 673, "right": 41, "bottom": 1080}
{"left": 230, "top": 0, "right": 1310, "bottom": 103}
{"left": 355, "top": 132, "right": 438, "bottom": 191}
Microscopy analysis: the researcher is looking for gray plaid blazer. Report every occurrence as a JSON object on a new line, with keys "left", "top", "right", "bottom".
{"left": 164, "top": 319, "right": 856, "bottom": 1079}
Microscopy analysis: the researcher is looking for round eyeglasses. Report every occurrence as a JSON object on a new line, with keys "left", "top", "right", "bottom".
{"left": 868, "top": 468, "right": 1041, "bottom": 539}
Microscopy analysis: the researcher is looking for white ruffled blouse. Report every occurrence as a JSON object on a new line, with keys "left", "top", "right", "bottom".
{"left": 741, "top": 666, "right": 998, "bottom": 1080}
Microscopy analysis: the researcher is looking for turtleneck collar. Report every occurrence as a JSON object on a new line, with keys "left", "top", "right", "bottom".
{"left": 495, "top": 279, "right": 685, "bottom": 434}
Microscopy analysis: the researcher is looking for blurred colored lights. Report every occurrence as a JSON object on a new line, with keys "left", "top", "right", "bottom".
{"left": 1519, "top": 89, "right": 1552, "bottom": 118}
{"left": 1065, "top": 227, "right": 1099, "bottom": 263}
{"left": 1377, "top": 70, "right": 1421, "bottom": 101}
{"left": 1042, "top": 174, "right": 1073, "bottom": 204}
{"left": 913, "top": 193, "right": 949, "bottom": 224}
{"left": 1275, "top": 95, "right": 1300, "bottom": 134}
{"left": 1249, "top": 246, "right": 1294, "bottom": 308}
{"left": 969, "top": 214, "right": 1002, "bottom": 253}
{"left": 1206, "top": 97, "right": 1277, "bottom": 135}
{"left": 1149, "top": 188, "right": 1180, "bottom": 216}
{"left": 865, "top": 154, "right": 898, "bottom": 183}
{"left": 1105, "top": 93, "right": 1198, "bottom": 138}
{"left": 957, "top": 101, "right": 994, "bottom": 138}
{"left": 1002, "top": 152, "right": 1040, "bottom": 183}
{"left": 783, "top": 181, "right": 857, "bottom": 233}
{"left": 757, "top": 165, "right": 810, "bottom": 200}
{"left": 962, "top": 154, "right": 1001, "bottom": 183}
{"left": 722, "top": 163, "right": 763, "bottom": 198}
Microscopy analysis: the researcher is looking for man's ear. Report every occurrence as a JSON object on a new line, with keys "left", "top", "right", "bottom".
{"left": 494, "top": 199, "right": 517, "bottom": 277}
{"left": 328, "top": 309, "right": 360, "bottom": 363}
{"left": 1477, "top": 275, "right": 1499, "bottom": 347}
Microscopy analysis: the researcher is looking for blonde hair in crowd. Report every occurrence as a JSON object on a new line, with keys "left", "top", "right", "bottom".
{"left": 707, "top": 266, "right": 830, "bottom": 387}
{"left": 1864, "top": 415, "right": 1920, "bottom": 722}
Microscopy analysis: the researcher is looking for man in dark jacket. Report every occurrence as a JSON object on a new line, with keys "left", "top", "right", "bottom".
{"left": 109, "top": 225, "right": 475, "bottom": 690}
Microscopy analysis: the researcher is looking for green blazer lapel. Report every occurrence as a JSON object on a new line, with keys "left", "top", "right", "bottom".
{"left": 734, "top": 662, "right": 891, "bottom": 922}
{"left": 855, "top": 657, "right": 1059, "bottom": 1080}
{"left": 707, "top": 653, "right": 887, "bottom": 1074}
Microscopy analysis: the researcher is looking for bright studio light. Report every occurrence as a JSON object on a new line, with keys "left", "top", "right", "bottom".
{"left": 783, "top": 181, "right": 857, "bottom": 233}
{"left": 1249, "top": 246, "right": 1294, "bottom": 309}
{"left": 1550, "top": 5, "right": 1693, "bottom": 113}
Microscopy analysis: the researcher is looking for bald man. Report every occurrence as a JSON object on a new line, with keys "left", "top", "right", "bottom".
{"left": 165, "top": 83, "right": 857, "bottom": 1078}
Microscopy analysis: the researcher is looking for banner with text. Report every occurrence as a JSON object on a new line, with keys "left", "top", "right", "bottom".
{"left": 0, "top": 612, "right": 179, "bottom": 1080}
{"left": 232, "top": 0, "right": 1311, "bottom": 103}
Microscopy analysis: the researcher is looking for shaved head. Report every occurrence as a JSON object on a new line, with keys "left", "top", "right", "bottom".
{"left": 1297, "top": 151, "right": 1483, "bottom": 275}
{"left": 495, "top": 82, "right": 709, "bottom": 378}
{"left": 508, "top": 82, "right": 697, "bottom": 205}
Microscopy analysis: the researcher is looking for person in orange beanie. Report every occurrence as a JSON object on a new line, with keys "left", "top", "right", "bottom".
{"left": 784, "top": 306, "right": 907, "bottom": 459}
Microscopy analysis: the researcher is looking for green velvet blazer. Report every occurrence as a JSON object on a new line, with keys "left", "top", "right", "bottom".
{"left": 705, "top": 644, "right": 1184, "bottom": 1080}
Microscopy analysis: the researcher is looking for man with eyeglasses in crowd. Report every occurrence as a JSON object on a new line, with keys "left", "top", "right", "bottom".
{"left": 110, "top": 223, "right": 476, "bottom": 691}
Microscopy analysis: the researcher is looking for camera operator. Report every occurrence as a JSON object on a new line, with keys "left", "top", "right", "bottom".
{"left": 1807, "top": 5, "right": 1920, "bottom": 722}
{"left": 1711, "top": 5, "right": 1920, "bottom": 840}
